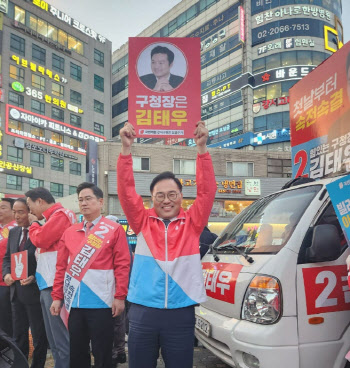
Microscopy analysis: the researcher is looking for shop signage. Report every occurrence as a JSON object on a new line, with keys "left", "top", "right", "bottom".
{"left": 6, "top": 105, "right": 105, "bottom": 155}
{"left": 0, "top": 160, "right": 33, "bottom": 177}
{"left": 25, "top": 142, "right": 78, "bottom": 160}
{"left": 178, "top": 177, "right": 243, "bottom": 194}
{"left": 245, "top": 179, "right": 261, "bottom": 196}
{"left": 11, "top": 55, "right": 67, "bottom": 84}
{"left": 201, "top": 28, "right": 226, "bottom": 51}
{"left": 254, "top": 5, "right": 331, "bottom": 26}
{"left": 239, "top": 6, "right": 245, "bottom": 43}
{"left": 0, "top": 130, "right": 3, "bottom": 158}
{"left": 0, "top": 88, "right": 4, "bottom": 102}
{"left": 253, "top": 65, "right": 315, "bottom": 88}
{"left": 0, "top": 0, "right": 8, "bottom": 14}
{"left": 324, "top": 25, "right": 343, "bottom": 53}
{"left": 31, "top": 0, "right": 106, "bottom": 44}
{"left": 253, "top": 96, "right": 289, "bottom": 113}
{"left": 11, "top": 81, "right": 24, "bottom": 92}
{"left": 257, "top": 37, "right": 315, "bottom": 55}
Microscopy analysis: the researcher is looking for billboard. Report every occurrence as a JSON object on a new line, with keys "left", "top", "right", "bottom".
{"left": 128, "top": 37, "right": 201, "bottom": 138}
{"left": 290, "top": 41, "right": 350, "bottom": 178}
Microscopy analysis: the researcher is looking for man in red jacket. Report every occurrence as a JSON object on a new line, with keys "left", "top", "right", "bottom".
{"left": 25, "top": 188, "right": 76, "bottom": 368}
{"left": 50, "top": 182, "right": 130, "bottom": 368}
{"left": 0, "top": 198, "right": 16, "bottom": 336}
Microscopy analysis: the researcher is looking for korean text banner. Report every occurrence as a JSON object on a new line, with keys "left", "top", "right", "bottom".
{"left": 290, "top": 41, "right": 350, "bottom": 179}
{"left": 326, "top": 174, "right": 350, "bottom": 247}
{"left": 128, "top": 37, "right": 201, "bottom": 138}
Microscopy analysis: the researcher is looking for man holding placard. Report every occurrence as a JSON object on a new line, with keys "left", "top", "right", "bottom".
{"left": 3, "top": 198, "right": 47, "bottom": 368}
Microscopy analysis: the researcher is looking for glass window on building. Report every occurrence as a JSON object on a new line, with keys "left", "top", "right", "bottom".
{"left": 7, "top": 175, "right": 22, "bottom": 191}
{"left": 14, "top": 5, "right": 25, "bottom": 24}
{"left": 69, "top": 186, "right": 77, "bottom": 195}
{"left": 52, "top": 54, "right": 65, "bottom": 74}
{"left": 58, "top": 29, "right": 68, "bottom": 48}
{"left": 253, "top": 58, "right": 265, "bottom": 74}
{"left": 222, "top": 200, "right": 253, "bottom": 218}
{"left": 30, "top": 126, "right": 45, "bottom": 138}
{"left": 32, "top": 74, "right": 45, "bottom": 90}
{"left": 174, "top": 159, "right": 196, "bottom": 174}
{"left": 227, "top": 162, "right": 253, "bottom": 176}
{"left": 254, "top": 115, "right": 267, "bottom": 132}
{"left": 69, "top": 138, "right": 83, "bottom": 150}
{"left": 94, "top": 100, "right": 104, "bottom": 114}
{"left": 52, "top": 107, "right": 64, "bottom": 122}
{"left": 132, "top": 157, "right": 150, "bottom": 171}
{"left": 8, "top": 91, "right": 24, "bottom": 108}
{"left": 94, "top": 75, "right": 104, "bottom": 92}
{"left": 281, "top": 51, "right": 297, "bottom": 66}
{"left": 281, "top": 80, "right": 297, "bottom": 96}
{"left": 37, "top": 18, "right": 48, "bottom": 37}
{"left": 266, "top": 83, "right": 281, "bottom": 100}
{"left": 266, "top": 54, "right": 280, "bottom": 70}
{"left": 7, "top": 146, "right": 23, "bottom": 163}
{"left": 51, "top": 132, "right": 63, "bottom": 144}
{"left": 186, "top": 4, "right": 197, "bottom": 22}
{"left": 70, "top": 63, "right": 82, "bottom": 82}
{"left": 31, "top": 99, "right": 45, "bottom": 115}
{"left": 30, "top": 152, "right": 44, "bottom": 168}
{"left": 69, "top": 161, "right": 81, "bottom": 176}
{"left": 51, "top": 157, "right": 64, "bottom": 172}
{"left": 313, "top": 51, "right": 328, "bottom": 65}
{"left": 268, "top": 158, "right": 292, "bottom": 178}
{"left": 10, "top": 65, "right": 25, "bottom": 82}
{"left": 52, "top": 82, "right": 64, "bottom": 98}
{"left": 70, "top": 114, "right": 81, "bottom": 127}
{"left": 67, "top": 36, "right": 83, "bottom": 55}
{"left": 94, "top": 122, "right": 104, "bottom": 135}
{"left": 267, "top": 112, "right": 283, "bottom": 130}
{"left": 32, "top": 44, "right": 46, "bottom": 65}
{"left": 253, "top": 86, "right": 266, "bottom": 102}
{"left": 50, "top": 182, "right": 63, "bottom": 197}
{"left": 8, "top": 120, "right": 23, "bottom": 131}
{"left": 70, "top": 90, "right": 82, "bottom": 105}
{"left": 29, "top": 178, "right": 44, "bottom": 189}
{"left": 10, "top": 34, "right": 25, "bottom": 56}
{"left": 48, "top": 24, "right": 58, "bottom": 42}
{"left": 297, "top": 50, "right": 312, "bottom": 65}
{"left": 94, "top": 49, "right": 104, "bottom": 66}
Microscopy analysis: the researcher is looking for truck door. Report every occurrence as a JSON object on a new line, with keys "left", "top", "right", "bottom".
{"left": 296, "top": 202, "right": 350, "bottom": 368}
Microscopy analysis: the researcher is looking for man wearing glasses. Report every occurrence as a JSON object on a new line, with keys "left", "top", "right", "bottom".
{"left": 117, "top": 121, "right": 217, "bottom": 368}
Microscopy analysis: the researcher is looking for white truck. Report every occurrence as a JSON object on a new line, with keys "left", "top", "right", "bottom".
{"left": 196, "top": 176, "right": 350, "bottom": 368}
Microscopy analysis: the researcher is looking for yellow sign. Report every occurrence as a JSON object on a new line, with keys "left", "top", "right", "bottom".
{"left": 0, "top": 160, "right": 33, "bottom": 175}
{"left": 32, "top": 0, "right": 49, "bottom": 11}
{"left": 324, "top": 25, "right": 343, "bottom": 53}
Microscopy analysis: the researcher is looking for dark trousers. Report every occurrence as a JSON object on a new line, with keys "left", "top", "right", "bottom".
{"left": 112, "top": 309, "right": 126, "bottom": 357}
{"left": 128, "top": 303, "right": 195, "bottom": 368}
{"left": 68, "top": 308, "right": 114, "bottom": 368}
{"left": 12, "top": 296, "right": 48, "bottom": 368}
{"left": 0, "top": 285, "right": 12, "bottom": 337}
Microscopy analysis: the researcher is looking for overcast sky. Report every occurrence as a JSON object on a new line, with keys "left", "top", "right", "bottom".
{"left": 51, "top": 0, "right": 349, "bottom": 50}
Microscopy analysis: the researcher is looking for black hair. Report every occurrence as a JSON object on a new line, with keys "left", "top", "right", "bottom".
{"left": 76, "top": 182, "right": 103, "bottom": 199}
{"left": 14, "top": 197, "right": 30, "bottom": 210}
{"left": 151, "top": 46, "right": 174, "bottom": 65}
{"left": 0, "top": 198, "right": 15, "bottom": 209}
{"left": 25, "top": 187, "right": 55, "bottom": 204}
{"left": 150, "top": 171, "right": 182, "bottom": 193}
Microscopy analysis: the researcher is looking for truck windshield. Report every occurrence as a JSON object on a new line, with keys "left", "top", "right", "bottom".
{"left": 214, "top": 185, "right": 322, "bottom": 254}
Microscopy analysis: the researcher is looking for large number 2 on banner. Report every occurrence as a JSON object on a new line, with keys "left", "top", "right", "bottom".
{"left": 294, "top": 150, "right": 308, "bottom": 177}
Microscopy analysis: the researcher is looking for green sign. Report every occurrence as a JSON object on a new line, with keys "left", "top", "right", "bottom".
{"left": 11, "top": 81, "right": 24, "bottom": 92}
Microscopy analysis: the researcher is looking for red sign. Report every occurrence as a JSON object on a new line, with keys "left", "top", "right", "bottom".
{"left": 302, "top": 265, "right": 350, "bottom": 315}
{"left": 128, "top": 37, "right": 201, "bottom": 138}
{"left": 239, "top": 6, "right": 245, "bottom": 43}
{"left": 11, "top": 250, "right": 28, "bottom": 280}
{"left": 202, "top": 262, "right": 243, "bottom": 304}
{"left": 290, "top": 41, "right": 350, "bottom": 178}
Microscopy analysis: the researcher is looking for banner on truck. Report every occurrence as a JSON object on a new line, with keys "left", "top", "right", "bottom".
{"left": 290, "top": 41, "right": 350, "bottom": 179}
{"left": 128, "top": 37, "right": 201, "bottom": 138}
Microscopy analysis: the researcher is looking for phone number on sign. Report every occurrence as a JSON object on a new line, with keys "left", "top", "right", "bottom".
{"left": 257, "top": 23, "right": 310, "bottom": 39}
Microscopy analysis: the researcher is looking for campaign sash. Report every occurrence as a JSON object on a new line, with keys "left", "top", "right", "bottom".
{"left": 61, "top": 217, "right": 118, "bottom": 327}
{"left": 0, "top": 220, "right": 17, "bottom": 242}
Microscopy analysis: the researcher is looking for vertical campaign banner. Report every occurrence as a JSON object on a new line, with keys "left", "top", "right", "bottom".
{"left": 290, "top": 41, "right": 350, "bottom": 179}
{"left": 326, "top": 174, "right": 350, "bottom": 246}
{"left": 128, "top": 37, "right": 201, "bottom": 138}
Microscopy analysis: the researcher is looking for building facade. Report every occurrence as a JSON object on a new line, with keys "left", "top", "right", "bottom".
{"left": 0, "top": 0, "right": 111, "bottom": 198}
{"left": 99, "top": 142, "right": 291, "bottom": 234}
{"left": 111, "top": 0, "right": 343, "bottom": 159}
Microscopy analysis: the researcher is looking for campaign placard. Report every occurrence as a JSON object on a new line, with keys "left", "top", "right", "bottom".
{"left": 289, "top": 41, "right": 350, "bottom": 179}
{"left": 326, "top": 174, "right": 350, "bottom": 246}
{"left": 128, "top": 37, "right": 201, "bottom": 138}
{"left": 11, "top": 250, "right": 28, "bottom": 280}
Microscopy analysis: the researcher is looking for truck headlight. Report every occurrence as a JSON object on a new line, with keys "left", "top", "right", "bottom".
{"left": 241, "top": 275, "right": 282, "bottom": 324}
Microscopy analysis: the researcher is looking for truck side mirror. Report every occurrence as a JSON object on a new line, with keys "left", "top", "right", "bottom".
{"left": 306, "top": 224, "right": 341, "bottom": 263}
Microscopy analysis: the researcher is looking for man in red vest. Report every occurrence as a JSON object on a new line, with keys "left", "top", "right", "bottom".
{"left": 0, "top": 198, "right": 17, "bottom": 336}
{"left": 51, "top": 182, "right": 130, "bottom": 368}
